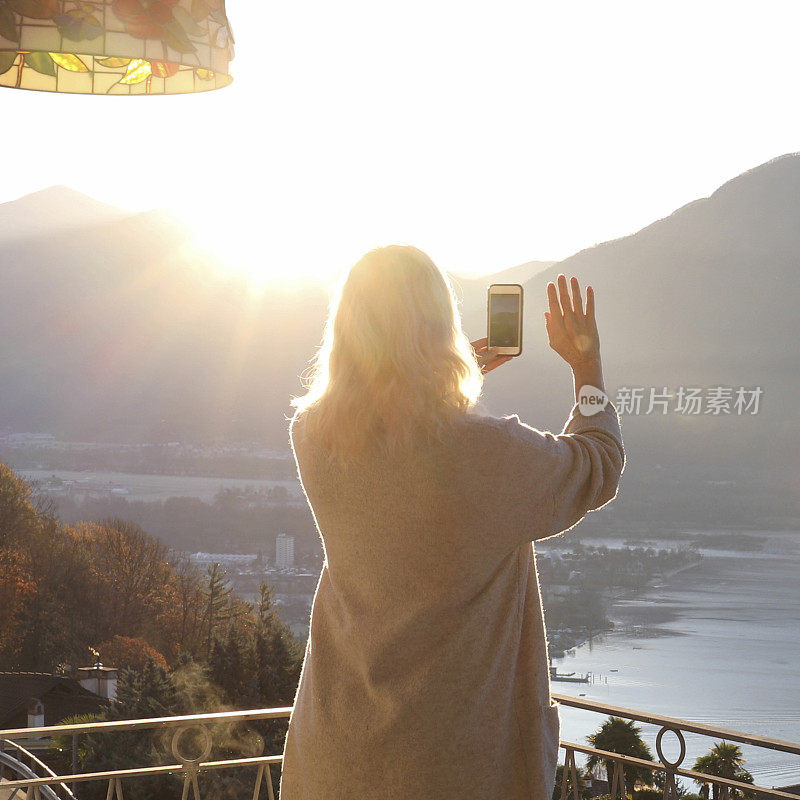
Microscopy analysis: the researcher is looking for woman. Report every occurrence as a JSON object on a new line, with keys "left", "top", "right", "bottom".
{"left": 280, "top": 245, "right": 625, "bottom": 800}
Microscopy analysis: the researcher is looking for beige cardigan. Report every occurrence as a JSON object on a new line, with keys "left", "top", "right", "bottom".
{"left": 280, "top": 400, "right": 625, "bottom": 800}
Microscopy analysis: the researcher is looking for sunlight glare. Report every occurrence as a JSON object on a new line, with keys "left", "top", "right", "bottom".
{"left": 172, "top": 198, "right": 364, "bottom": 289}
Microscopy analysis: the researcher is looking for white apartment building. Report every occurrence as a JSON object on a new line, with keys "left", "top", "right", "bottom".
{"left": 276, "top": 533, "right": 295, "bottom": 568}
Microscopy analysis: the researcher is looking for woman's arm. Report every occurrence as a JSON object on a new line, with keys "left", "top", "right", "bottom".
{"left": 545, "top": 274, "right": 623, "bottom": 534}
{"left": 472, "top": 273, "right": 624, "bottom": 550}
{"left": 571, "top": 358, "right": 604, "bottom": 402}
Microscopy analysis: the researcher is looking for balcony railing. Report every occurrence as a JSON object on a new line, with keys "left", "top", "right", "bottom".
{"left": 0, "top": 696, "right": 797, "bottom": 800}
{"left": 553, "top": 695, "right": 800, "bottom": 800}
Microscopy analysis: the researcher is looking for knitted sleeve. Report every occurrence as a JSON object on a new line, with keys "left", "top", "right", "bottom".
{"left": 486, "top": 400, "right": 625, "bottom": 547}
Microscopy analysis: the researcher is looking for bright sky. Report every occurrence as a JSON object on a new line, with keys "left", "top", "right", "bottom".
{"left": 2, "top": 1, "right": 799, "bottom": 281}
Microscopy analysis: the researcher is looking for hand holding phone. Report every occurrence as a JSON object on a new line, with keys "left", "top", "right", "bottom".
{"left": 471, "top": 338, "right": 513, "bottom": 374}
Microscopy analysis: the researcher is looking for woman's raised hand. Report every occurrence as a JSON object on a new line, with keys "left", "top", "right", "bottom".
{"left": 545, "top": 274, "right": 601, "bottom": 367}
{"left": 471, "top": 338, "right": 513, "bottom": 375}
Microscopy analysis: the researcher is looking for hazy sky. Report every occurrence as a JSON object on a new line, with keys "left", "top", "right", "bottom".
{"left": 1, "top": 1, "right": 798, "bottom": 280}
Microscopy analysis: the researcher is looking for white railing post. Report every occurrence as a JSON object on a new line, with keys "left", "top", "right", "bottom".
{"left": 252, "top": 763, "right": 276, "bottom": 800}
{"left": 71, "top": 732, "right": 79, "bottom": 799}
{"left": 610, "top": 758, "right": 626, "bottom": 800}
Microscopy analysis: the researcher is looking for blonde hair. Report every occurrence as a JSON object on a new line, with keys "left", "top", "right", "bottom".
{"left": 291, "top": 245, "right": 483, "bottom": 462}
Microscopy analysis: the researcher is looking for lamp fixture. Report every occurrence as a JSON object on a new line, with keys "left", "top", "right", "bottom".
{"left": 0, "top": 0, "right": 233, "bottom": 93}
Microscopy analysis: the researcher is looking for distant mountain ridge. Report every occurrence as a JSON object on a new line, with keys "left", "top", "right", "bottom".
{"left": 0, "top": 189, "right": 554, "bottom": 444}
{"left": 0, "top": 156, "right": 798, "bottom": 491}
{"left": 451, "top": 260, "right": 556, "bottom": 286}
{"left": 0, "top": 186, "right": 131, "bottom": 239}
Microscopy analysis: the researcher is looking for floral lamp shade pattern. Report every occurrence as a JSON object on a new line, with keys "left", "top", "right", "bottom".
{"left": 0, "top": 0, "right": 233, "bottom": 93}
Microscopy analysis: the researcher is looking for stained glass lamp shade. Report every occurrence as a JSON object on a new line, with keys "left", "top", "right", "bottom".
{"left": 0, "top": 0, "right": 233, "bottom": 93}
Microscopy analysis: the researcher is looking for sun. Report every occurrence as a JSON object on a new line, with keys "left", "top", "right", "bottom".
{"left": 172, "top": 203, "right": 306, "bottom": 288}
{"left": 171, "top": 198, "right": 362, "bottom": 290}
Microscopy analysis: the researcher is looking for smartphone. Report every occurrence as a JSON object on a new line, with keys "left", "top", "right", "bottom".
{"left": 487, "top": 283, "right": 523, "bottom": 356}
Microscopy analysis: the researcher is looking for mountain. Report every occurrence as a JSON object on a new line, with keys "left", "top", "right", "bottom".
{"left": 1, "top": 157, "right": 799, "bottom": 525}
{"left": 0, "top": 191, "right": 330, "bottom": 443}
{"left": 0, "top": 190, "right": 551, "bottom": 445}
{"left": 514, "top": 154, "right": 800, "bottom": 474}
{"left": 0, "top": 186, "right": 130, "bottom": 239}
{"left": 450, "top": 260, "right": 556, "bottom": 286}
{"left": 455, "top": 154, "right": 800, "bottom": 527}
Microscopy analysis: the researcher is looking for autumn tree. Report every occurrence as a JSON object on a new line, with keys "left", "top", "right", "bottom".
{"left": 0, "top": 462, "right": 42, "bottom": 547}
{"left": 1, "top": 459, "right": 303, "bottom": 800}
{"left": 96, "top": 635, "right": 168, "bottom": 671}
{"left": 79, "top": 518, "right": 176, "bottom": 648}
{"left": 168, "top": 553, "right": 206, "bottom": 658}
{"left": 0, "top": 548, "right": 35, "bottom": 658}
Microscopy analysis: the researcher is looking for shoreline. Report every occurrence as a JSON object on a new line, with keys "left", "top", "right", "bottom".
{"left": 548, "top": 553, "right": 705, "bottom": 663}
{"left": 547, "top": 535, "right": 800, "bottom": 790}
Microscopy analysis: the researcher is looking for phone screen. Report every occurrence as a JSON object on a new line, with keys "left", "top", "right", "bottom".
{"left": 488, "top": 292, "right": 522, "bottom": 347}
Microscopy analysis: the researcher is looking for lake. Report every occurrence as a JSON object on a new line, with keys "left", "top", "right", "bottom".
{"left": 547, "top": 531, "right": 800, "bottom": 791}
